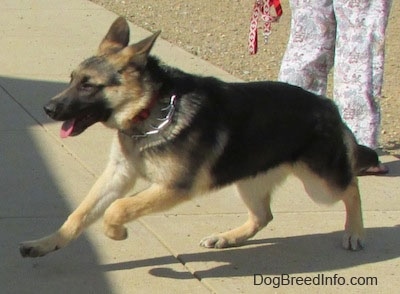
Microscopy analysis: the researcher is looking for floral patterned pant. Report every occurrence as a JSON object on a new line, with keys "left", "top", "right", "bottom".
{"left": 278, "top": 0, "right": 392, "bottom": 148}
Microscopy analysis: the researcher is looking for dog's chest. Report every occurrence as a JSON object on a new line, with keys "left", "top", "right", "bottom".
{"left": 118, "top": 134, "right": 188, "bottom": 186}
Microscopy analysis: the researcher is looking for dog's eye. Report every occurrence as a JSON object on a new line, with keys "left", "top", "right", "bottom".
{"left": 80, "top": 82, "right": 96, "bottom": 91}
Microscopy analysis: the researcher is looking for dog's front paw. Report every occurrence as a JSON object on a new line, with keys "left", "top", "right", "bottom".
{"left": 199, "top": 235, "right": 229, "bottom": 249}
{"left": 19, "top": 239, "right": 60, "bottom": 258}
{"left": 103, "top": 224, "right": 128, "bottom": 241}
{"left": 342, "top": 232, "right": 365, "bottom": 251}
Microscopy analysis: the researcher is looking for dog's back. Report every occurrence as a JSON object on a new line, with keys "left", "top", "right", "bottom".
{"left": 147, "top": 64, "right": 375, "bottom": 190}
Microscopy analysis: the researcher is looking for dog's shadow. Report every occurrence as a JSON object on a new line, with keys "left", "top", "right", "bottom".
{"left": 100, "top": 226, "right": 400, "bottom": 279}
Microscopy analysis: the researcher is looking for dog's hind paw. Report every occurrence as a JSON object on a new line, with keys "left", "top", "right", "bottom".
{"left": 342, "top": 232, "right": 365, "bottom": 251}
{"left": 199, "top": 235, "right": 229, "bottom": 249}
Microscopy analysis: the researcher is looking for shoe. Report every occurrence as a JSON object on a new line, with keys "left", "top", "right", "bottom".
{"left": 358, "top": 162, "right": 389, "bottom": 176}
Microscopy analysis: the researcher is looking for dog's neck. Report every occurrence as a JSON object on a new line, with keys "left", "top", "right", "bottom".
{"left": 122, "top": 93, "right": 177, "bottom": 139}
{"left": 130, "top": 93, "right": 160, "bottom": 124}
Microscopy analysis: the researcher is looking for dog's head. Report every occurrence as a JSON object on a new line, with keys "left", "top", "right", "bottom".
{"left": 44, "top": 17, "right": 161, "bottom": 138}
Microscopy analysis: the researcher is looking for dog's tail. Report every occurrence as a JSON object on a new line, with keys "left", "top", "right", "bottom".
{"left": 343, "top": 126, "right": 379, "bottom": 174}
{"left": 355, "top": 144, "right": 379, "bottom": 174}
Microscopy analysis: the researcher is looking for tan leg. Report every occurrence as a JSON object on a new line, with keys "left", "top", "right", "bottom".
{"left": 200, "top": 167, "right": 288, "bottom": 249}
{"left": 103, "top": 184, "right": 191, "bottom": 240}
{"left": 200, "top": 193, "right": 273, "bottom": 248}
{"left": 341, "top": 178, "right": 365, "bottom": 250}
{"left": 20, "top": 156, "right": 136, "bottom": 258}
{"left": 294, "top": 163, "right": 365, "bottom": 250}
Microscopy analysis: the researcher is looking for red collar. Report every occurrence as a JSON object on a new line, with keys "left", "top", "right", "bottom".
{"left": 130, "top": 94, "right": 159, "bottom": 124}
{"left": 123, "top": 94, "right": 177, "bottom": 138}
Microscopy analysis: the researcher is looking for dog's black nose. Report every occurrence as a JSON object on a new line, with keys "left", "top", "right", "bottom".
{"left": 43, "top": 101, "right": 58, "bottom": 118}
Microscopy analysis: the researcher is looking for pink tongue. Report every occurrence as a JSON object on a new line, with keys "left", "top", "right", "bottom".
{"left": 60, "top": 119, "right": 75, "bottom": 138}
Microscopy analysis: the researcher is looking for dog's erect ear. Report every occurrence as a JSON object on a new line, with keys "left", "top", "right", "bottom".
{"left": 120, "top": 30, "right": 161, "bottom": 69}
{"left": 98, "top": 17, "right": 130, "bottom": 55}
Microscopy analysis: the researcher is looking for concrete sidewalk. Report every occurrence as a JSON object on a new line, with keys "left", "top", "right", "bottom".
{"left": 0, "top": 1, "right": 399, "bottom": 293}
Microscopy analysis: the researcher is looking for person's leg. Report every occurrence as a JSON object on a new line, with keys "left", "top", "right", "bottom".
{"left": 278, "top": 0, "right": 335, "bottom": 95}
{"left": 333, "top": 0, "right": 392, "bottom": 149}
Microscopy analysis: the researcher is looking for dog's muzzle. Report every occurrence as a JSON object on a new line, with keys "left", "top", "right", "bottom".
{"left": 43, "top": 101, "right": 62, "bottom": 119}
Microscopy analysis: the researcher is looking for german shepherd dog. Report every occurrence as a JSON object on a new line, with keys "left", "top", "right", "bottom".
{"left": 20, "top": 17, "right": 379, "bottom": 258}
